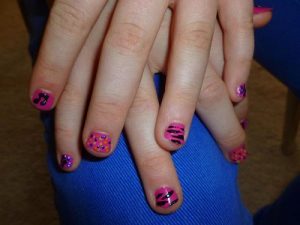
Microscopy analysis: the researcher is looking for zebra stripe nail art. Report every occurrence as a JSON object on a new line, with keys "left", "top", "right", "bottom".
{"left": 155, "top": 187, "right": 178, "bottom": 209}
{"left": 164, "top": 123, "right": 185, "bottom": 145}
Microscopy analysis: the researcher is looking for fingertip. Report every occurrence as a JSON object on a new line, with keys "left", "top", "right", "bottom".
{"left": 150, "top": 186, "right": 182, "bottom": 214}
{"left": 30, "top": 88, "right": 55, "bottom": 111}
{"left": 57, "top": 153, "right": 81, "bottom": 172}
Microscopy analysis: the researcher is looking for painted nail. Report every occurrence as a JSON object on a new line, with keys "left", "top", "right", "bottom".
{"left": 60, "top": 154, "right": 73, "bottom": 169}
{"left": 155, "top": 187, "right": 179, "bottom": 209}
{"left": 236, "top": 84, "right": 247, "bottom": 98}
{"left": 86, "top": 131, "right": 111, "bottom": 153}
{"left": 229, "top": 146, "right": 248, "bottom": 164}
{"left": 164, "top": 123, "right": 185, "bottom": 145}
{"left": 253, "top": 6, "right": 272, "bottom": 14}
{"left": 31, "top": 88, "right": 54, "bottom": 111}
{"left": 240, "top": 119, "right": 248, "bottom": 130}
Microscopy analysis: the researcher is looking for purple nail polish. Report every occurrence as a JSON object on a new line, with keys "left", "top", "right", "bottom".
{"left": 60, "top": 154, "right": 73, "bottom": 169}
{"left": 86, "top": 131, "right": 111, "bottom": 153}
{"left": 164, "top": 123, "right": 185, "bottom": 145}
{"left": 253, "top": 6, "right": 272, "bottom": 14}
{"left": 31, "top": 88, "right": 54, "bottom": 111}
{"left": 236, "top": 84, "right": 247, "bottom": 98}
{"left": 240, "top": 119, "right": 248, "bottom": 130}
{"left": 229, "top": 146, "right": 248, "bottom": 164}
{"left": 155, "top": 187, "right": 178, "bottom": 209}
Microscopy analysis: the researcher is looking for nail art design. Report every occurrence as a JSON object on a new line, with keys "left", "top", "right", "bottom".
{"left": 253, "top": 6, "right": 272, "bottom": 14}
{"left": 31, "top": 89, "right": 54, "bottom": 111}
{"left": 60, "top": 154, "right": 73, "bottom": 169}
{"left": 229, "top": 146, "right": 248, "bottom": 164}
{"left": 86, "top": 131, "right": 111, "bottom": 153}
{"left": 155, "top": 187, "right": 178, "bottom": 209}
{"left": 164, "top": 123, "right": 185, "bottom": 145}
{"left": 236, "top": 84, "right": 247, "bottom": 98}
{"left": 240, "top": 119, "right": 248, "bottom": 130}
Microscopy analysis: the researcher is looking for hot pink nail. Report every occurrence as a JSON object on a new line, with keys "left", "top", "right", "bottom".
{"left": 31, "top": 89, "right": 54, "bottom": 111}
{"left": 86, "top": 131, "right": 111, "bottom": 153}
{"left": 164, "top": 123, "right": 185, "bottom": 145}
{"left": 229, "top": 146, "right": 248, "bottom": 164}
{"left": 155, "top": 187, "right": 178, "bottom": 209}
{"left": 253, "top": 7, "right": 272, "bottom": 14}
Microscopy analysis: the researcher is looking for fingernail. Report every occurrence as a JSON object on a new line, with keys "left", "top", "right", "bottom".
{"left": 236, "top": 84, "right": 247, "bottom": 98}
{"left": 240, "top": 119, "right": 248, "bottom": 130}
{"left": 253, "top": 6, "right": 272, "bottom": 14}
{"left": 229, "top": 146, "right": 248, "bottom": 164}
{"left": 164, "top": 123, "right": 185, "bottom": 145}
{"left": 155, "top": 187, "right": 179, "bottom": 209}
{"left": 60, "top": 154, "right": 73, "bottom": 169}
{"left": 31, "top": 88, "right": 55, "bottom": 111}
{"left": 86, "top": 131, "right": 112, "bottom": 153}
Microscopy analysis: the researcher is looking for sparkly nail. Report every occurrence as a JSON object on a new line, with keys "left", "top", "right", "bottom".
{"left": 253, "top": 6, "right": 272, "bottom": 14}
{"left": 164, "top": 123, "right": 185, "bottom": 145}
{"left": 31, "top": 88, "right": 54, "bottom": 111}
{"left": 236, "top": 84, "right": 247, "bottom": 98}
{"left": 229, "top": 146, "right": 248, "bottom": 164}
{"left": 60, "top": 154, "right": 73, "bottom": 169}
{"left": 155, "top": 187, "right": 178, "bottom": 209}
{"left": 86, "top": 131, "right": 111, "bottom": 153}
{"left": 240, "top": 119, "right": 248, "bottom": 130}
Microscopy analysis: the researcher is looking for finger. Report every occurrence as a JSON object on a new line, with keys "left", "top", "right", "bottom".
{"left": 156, "top": 0, "right": 217, "bottom": 150}
{"left": 55, "top": 0, "right": 117, "bottom": 171}
{"left": 197, "top": 63, "right": 247, "bottom": 164}
{"left": 125, "top": 66, "right": 182, "bottom": 214}
{"left": 29, "top": 0, "right": 107, "bottom": 111}
{"left": 218, "top": 0, "right": 254, "bottom": 102}
{"left": 253, "top": 7, "right": 272, "bottom": 28}
{"left": 234, "top": 97, "right": 249, "bottom": 129}
{"left": 83, "top": 0, "right": 169, "bottom": 157}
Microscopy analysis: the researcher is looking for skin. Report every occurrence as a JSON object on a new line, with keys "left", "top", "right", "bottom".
{"left": 50, "top": 2, "right": 272, "bottom": 214}
{"left": 30, "top": 0, "right": 254, "bottom": 155}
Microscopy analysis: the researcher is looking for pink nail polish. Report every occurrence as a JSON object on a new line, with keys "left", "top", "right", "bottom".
{"left": 240, "top": 119, "right": 248, "bottom": 130}
{"left": 60, "top": 154, "right": 73, "bottom": 169}
{"left": 164, "top": 123, "right": 185, "bottom": 145}
{"left": 155, "top": 187, "right": 179, "bottom": 209}
{"left": 253, "top": 7, "right": 272, "bottom": 14}
{"left": 236, "top": 84, "right": 247, "bottom": 98}
{"left": 31, "top": 88, "right": 54, "bottom": 111}
{"left": 86, "top": 131, "right": 111, "bottom": 153}
{"left": 229, "top": 146, "right": 248, "bottom": 164}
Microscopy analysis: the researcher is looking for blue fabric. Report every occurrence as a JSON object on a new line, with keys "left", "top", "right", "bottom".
{"left": 22, "top": 0, "right": 254, "bottom": 224}
{"left": 254, "top": 0, "right": 300, "bottom": 98}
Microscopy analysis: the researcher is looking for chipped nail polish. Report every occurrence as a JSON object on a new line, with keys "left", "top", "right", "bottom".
{"left": 86, "top": 131, "right": 111, "bottom": 153}
{"left": 253, "top": 6, "right": 272, "bottom": 14}
{"left": 164, "top": 123, "right": 185, "bottom": 145}
{"left": 236, "top": 84, "right": 247, "bottom": 98}
{"left": 60, "top": 154, "right": 73, "bottom": 169}
{"left": 31, "top": 89, "right": 54, "bottom": 111}
{"left": 155, "top": 187, "right": 178, "bottom": 209}
{"left": 229, "top": 146, "right": 248, "bottom": 164}
{"left": 240, "top": 119, "right": 248, "bottom": 130}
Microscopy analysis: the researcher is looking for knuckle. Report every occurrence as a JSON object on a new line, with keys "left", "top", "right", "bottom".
{"left": 221, "top": 129, "right": 246, "bottom": 150}
{"left": 198, "top": 77, "right": 227, "bottom": 106}
{"left": 50, "top": 0, "right": 90, "bottom": 36}
{"left": 140, "top": 153, "right": 168, "bottom": 176}
{"left": 92, "top": 95, "right": 127, "bottom": 122}
{"left": 106, "top": 22, "right": 148, "bottom": 55}
{"left": 178, "top": 21, "right": 213, "bottom": 52}
{"left": 129, "top": 90, "right": 157, "bottom": 115}
{"left": 61, "top": 83, "right": 83, "bottom": 106}
{"left": 55, "top": 124, "right": 74, "bottom": 140}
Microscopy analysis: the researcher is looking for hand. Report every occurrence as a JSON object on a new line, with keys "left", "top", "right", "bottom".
{"left": 29, "top": 0, "right": 254, "bottom": 154}
{"left": 42, "top": 1, "right": 271, "bottom": 214}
